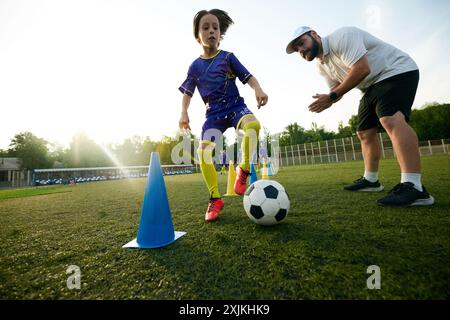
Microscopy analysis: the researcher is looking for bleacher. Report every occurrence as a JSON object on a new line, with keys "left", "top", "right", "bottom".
{"left": 33, "top": 165, "right": 197, "bottom": 186}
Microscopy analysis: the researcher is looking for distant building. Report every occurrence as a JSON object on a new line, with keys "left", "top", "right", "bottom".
{"left": 0, "top": 157, "right": 21, "bottom": 188}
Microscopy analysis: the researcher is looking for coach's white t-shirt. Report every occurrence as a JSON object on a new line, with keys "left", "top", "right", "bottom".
{"left": 317, "top": 27, "right": 418, "bottom": 91}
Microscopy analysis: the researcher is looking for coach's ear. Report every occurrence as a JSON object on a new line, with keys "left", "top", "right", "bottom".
{"left": 310, "top": 30, "right": 319, "bottom": 39}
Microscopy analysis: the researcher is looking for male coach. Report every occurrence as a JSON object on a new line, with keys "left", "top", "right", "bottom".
{"left": 286, "top": 26, "right": 434, "bottom": 206}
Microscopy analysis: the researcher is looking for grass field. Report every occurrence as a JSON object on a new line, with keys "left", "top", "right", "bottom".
{"left": 0, "top": 155, "right": 449, "bottom": 300}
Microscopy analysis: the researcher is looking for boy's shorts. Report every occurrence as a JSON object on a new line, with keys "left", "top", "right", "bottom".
{"left": 201, "top": 105, "right": 254, "bottom": 143}
{"left": 357, "top": 70, "right": 419, "bottom": 132}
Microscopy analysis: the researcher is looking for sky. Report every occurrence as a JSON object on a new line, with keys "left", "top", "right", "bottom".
{"left": 1, "top": 0, "right": 450, "bottom": 150}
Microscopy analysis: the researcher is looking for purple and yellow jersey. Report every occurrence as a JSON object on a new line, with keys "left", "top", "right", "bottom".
{"left": 179, "top": 50, "right": 253, "bottom": 118}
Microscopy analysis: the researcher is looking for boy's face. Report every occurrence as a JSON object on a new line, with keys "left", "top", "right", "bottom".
{"left": 197, "top": 14, "right": 220, "bottom": 49}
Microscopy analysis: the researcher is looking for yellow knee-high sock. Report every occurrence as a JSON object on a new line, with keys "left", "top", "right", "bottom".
{"left": 240, "top": 120, "right": 261, "bottom": 171}
{"left": 197, "top": 144, "right": 221, "bottom": 199}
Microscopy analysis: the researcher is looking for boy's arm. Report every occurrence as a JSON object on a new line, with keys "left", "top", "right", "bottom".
{"left": 247, "top": 76, "right": 268, "bottom": 109}
{"left": 179, "top": 94, "right": 191, "bottom": 130}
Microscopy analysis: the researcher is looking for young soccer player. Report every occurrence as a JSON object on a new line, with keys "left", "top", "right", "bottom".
{"left": 178, "top": 9, "right": 268, "bottom": 222}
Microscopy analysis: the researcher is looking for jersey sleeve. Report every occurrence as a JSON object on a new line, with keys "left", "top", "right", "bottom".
{"left": 178, "top": 64, "right": 196, "bottom": 97}
{"left": 334, "top": 27, "right": 368, "bottom": 67}
{"left": 228, "top": 53, "right": 253, "bottom": 84}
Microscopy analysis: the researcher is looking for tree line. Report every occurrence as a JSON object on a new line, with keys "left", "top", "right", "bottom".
{"left": 278, "top": 103, "right": 449, "bottom": 146}
{"left": 1, "top": 102, "right": 448, "bottom": 170}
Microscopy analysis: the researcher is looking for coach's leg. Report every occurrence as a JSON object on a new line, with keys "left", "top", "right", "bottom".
{"left": 357, "top": 127, "right": 381, "bottom": 174}
{"left": 380, "top": 111, "right": 422, "bottom": 189}
{"left": 344, "top": 127, "right": 383, "bottom": 191}
{"left": 377, "top": 110, "right": 435, "bottom": 205}
{"left": 379, "top": 111, "right": 420, "bottom": 172}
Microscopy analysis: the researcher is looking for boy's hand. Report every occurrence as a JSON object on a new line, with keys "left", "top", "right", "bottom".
{"left": 255, "top": 88, "right": 268, "bottom": 109}
{"left": 179, "top": 112, "right": 191, "bottom": 130}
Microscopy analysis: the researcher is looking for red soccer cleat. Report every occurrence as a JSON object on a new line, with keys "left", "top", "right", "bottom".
{"left": 234, "top": 166, "right": 250, "bottom": 195}
{"left": 205, "top": 198, "right": 224, "bottom": 222}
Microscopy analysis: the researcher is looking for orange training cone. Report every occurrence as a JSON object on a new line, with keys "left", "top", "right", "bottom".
{"left": 224, "top": 160, "right": 238, "bottom": 196}
{"left": 123, "top": 152, "right": 185, "bottom": 249}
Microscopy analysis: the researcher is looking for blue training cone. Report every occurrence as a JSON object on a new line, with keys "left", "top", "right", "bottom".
{"left": 250, "top": 163, "right": 258, "bottom": 185}
{"left": 123, "top": 152, "right": 185, "bottom": 249}
{"left": 267, "top": 161, "right": 274, "bottom": 176}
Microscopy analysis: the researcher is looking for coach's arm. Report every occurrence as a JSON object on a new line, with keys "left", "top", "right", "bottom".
{"left": 308, "top": 55, "right": 371, "bottom": 113}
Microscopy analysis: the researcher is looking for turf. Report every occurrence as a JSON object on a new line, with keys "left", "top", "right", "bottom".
{"left": 0, "top": 155, "right": 449, "bottom": 299}
{"left": 0, "top": 186, "right": 73, "bottom": 200}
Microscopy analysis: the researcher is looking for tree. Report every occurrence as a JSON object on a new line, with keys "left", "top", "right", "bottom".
{"left": 138, "top": 136, "right": 157, "bottom": 164}
{"left": 279, "top": 122, "right": 306, "bottom": 146}
{"left": 67, "top": 132, "right": 112, "bottom": 167}
{"left": 279, "top": 122, "right": 340, "bottom": 146}
{"left": 261, "top": 126, "right": 273, "bottom": 157}
{"left": 156, "top": 135, "right": 179, "bottom": 165}
{"left": 336, "top": 121, "right": 354, "bottom": 138}
{"left": 410, "top": 103, "right": 450, "bottom": 140}
{"left": 300, "top": 122, "right": 336, "bottom": 143}
{"left": 112, "top": 135, "right": 143, "bottom": 166}
{"left": 8, "top": 132, "right": 52, "bottom": 170}
{"left": 0, "top": 149, "right": 9, "bottom": 157}
{"left": 348, "top": 115, "right": 359, "bottom": 134}
{"left": 48, "top": 142, "right": 69, "bottom": 167}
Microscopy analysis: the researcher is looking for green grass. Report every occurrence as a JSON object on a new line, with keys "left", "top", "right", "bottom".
{"left": 0, "top": 155, "right": 449, "bottom": 299}
{"left": 0, "top": 186, "right": 73, "bottom": 200}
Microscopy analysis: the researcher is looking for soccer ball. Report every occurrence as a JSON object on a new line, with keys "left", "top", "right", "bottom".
{"left": 243, "top": 180, "right": 290, "bottom": 226}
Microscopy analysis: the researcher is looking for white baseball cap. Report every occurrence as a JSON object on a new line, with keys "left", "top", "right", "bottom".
{"left": 286, "top": 26, "right": 313, "bottom": 54}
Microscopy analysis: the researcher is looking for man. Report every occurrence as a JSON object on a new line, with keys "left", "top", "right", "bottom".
{"left": 286, "top": 26, "right": 434, "bottom": 206}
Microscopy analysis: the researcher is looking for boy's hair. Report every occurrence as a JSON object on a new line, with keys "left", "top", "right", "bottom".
{"left": 193, "top": 9, "right": 234, "bottom": 40}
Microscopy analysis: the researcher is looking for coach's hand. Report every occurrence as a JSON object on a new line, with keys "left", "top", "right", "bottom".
{"left": 308, "top": 94, "right": 333, "bottom": 113}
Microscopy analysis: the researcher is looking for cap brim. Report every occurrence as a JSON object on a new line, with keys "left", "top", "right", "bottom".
{"left": 286, "top": 38, "right": 299, "bottom": 54}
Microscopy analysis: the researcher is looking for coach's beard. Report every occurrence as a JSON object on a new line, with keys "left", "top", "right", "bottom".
{"left": 305, "top": 34, "right": 320, "bottom": 61}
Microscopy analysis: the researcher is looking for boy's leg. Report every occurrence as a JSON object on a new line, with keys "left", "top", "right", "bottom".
{"left": 240, "top": 116, "right": 260, "bottom": 171}
{"left": 234, "top": 114, "right": 261, "bottom": 195}
{"left": 198, "top": 142, "right": 225, "bottom": 222}
{"left": 199, "top": 120, "right": 227, "bottom": 221}
{"left": 197, "top": 141, "right": 221, "bottom": 199}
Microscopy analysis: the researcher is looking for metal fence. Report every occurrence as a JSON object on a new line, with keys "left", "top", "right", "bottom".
{"left": 278, "top": 134, "right": 450, "bottom": 167}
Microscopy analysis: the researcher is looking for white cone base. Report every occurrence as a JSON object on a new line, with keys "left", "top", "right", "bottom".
{"left": 122, "top": 231, "right": 186, "bottom": 249}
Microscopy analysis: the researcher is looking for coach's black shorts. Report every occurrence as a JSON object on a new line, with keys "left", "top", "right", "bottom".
{"left": 357, "top": 70, "right": 419, "bottom": 131}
